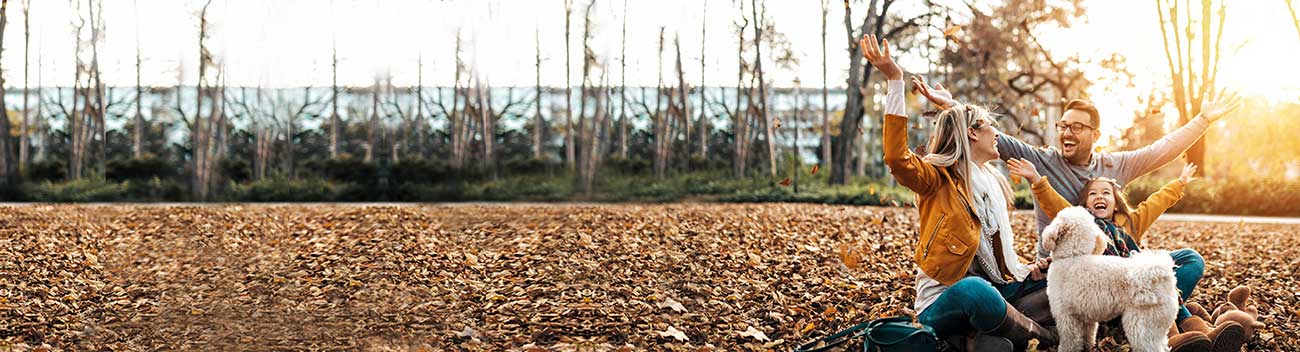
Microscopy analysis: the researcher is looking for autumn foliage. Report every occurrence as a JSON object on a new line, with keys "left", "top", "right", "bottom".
{"left": 0, "top": 204, "right": 1294, "bottom": 351}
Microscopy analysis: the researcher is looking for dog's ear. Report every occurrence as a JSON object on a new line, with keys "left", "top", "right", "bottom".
{"left": 1041, "top": 220, "right": 1061, "bottom": 253}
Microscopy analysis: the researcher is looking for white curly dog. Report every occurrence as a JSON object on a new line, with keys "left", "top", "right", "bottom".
{"left": 1043, "top": 206, "right": 1179, "bottom": 352}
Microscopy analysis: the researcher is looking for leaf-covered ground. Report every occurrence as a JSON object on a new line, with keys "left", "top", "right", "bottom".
{"left": 0, "top": 204, "right": 1295, "bottom": 351}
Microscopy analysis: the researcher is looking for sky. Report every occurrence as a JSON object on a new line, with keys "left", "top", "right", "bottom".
{"left": 4, "top": 0, "right": 1299, "bottom": 139}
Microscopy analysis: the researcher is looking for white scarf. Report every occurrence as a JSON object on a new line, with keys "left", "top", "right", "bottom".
{"left": 966, "top": 163, "right": 1029, "bottom": 284}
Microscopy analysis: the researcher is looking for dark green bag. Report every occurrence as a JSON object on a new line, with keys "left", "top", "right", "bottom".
{"left": 794, "top": 316, "right": 939, "bottom": 352}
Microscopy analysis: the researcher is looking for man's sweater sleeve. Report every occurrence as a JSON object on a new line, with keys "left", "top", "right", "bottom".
{"left": 1112, "top": 116, "right": 1211, "bottom": 182}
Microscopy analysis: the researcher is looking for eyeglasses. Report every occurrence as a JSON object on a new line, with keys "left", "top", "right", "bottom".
{"left": 1055, "top": 121, "right": 1094, "bottom": 134}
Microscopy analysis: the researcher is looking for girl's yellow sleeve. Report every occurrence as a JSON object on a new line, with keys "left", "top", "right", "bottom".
{"left": 1128, "top": 179, "right": 1186, "bottom": 241}
{"left": 1029, "top": 177, "right": 1072, "bottom": 220}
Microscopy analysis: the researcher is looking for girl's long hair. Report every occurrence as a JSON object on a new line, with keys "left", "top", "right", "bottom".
{"left": 923, "top": 104, "right": 1014, "bottom": 208}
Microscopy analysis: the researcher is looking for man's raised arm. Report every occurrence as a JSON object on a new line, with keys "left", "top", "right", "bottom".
{"left": 1113, "top": 91, "right": 1242, "bottom": 182}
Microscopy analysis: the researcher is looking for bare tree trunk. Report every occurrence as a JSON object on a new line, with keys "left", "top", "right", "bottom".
{"left": 675, "top": 36, "right": 691, "bottom": 169}
{"left": 820, "top": 0, "right": 830, "bottom": 175}
{"left": 329, "top": 32, "right": 340, "bottom": 159}
{"left": 0, "top": 0, "right": 12, "bottom": 186}
{"left": 90, "top": 0, "right": 106, "bottom": 178}
{"left": 733, "top": 3, "right": 749, "bottom": 178}
{"left": 534, "top": 28, "right": 545, "bottom": 160}
{"left": 133, "top": 0, "right": 144, "bottom": 159}
{"left": 366, "top": 78, "right": 378, "bottom": 162}
{"left": 1155, "top": 0, "right": 1225, "bottom": 175}
{"left": 832, "top": 0, "right": 885, "bottom": 185}
{"left": 192, "top": 0, "right": 213, "bottom": 200}
{"left": 697, "top": 0, "right": 708, "bottom": 160}
{"left": 618, "top": 0, "right": 628, "bottom": 159}
{"left": 19, "top": 0, "right": 29, "bottom": 170}
{"left": 450, "top": 33, "right": 464, "bottom": 169}
{"left": 751, "top": 0, "right": 775, "bottom": 178}
{"left": 415, "top": 53, "right": 425, "bottom": 159}
{"left": 563, "top": 0, "right": 575, "bottom": 170}
{"left": 652, "top": 28, "right": 667, "bottom": 178}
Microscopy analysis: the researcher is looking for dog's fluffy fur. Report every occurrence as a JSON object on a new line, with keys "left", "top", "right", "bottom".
{"left": 1044, "top": 207, "right": 1179, "bottom": 352}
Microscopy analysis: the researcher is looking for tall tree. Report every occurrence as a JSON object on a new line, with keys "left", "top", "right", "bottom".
{"left": 132, "top": 0, "right": 144, "bottom": 159}
{"left": 820, "top": 0, "right": 830, "bottom": 175}
{"left": 18, "top": 0, "right": 29, "bottom": 169}
{"left": 830, "top": 0, "right": 884, "bottom": 185}
{"left": 729, "top": 0, "right": 752, "bottom": 178}
{"left": 191, "top": 0, "right": 216, "bottom": 200}
{"left": 751, "top": 0, "right": 774, "bottom": 178}
{"left": 617, "top": 0, "right": 628, "bottom": 159}
{"left": 576, "top": 0, "right": 598, "bottom": 189}
{"left": 329, "top": 9, "right": 341, "bottom": 159}
{"left": 534, "top": 27, "right": 545, "bottom": 159}
{"left": 563, "top": 0, "right": 575, "bottom": 170}
{"left": 1156, "top": 0, "right": 1227, "bottom": 174}
{"left": 697, "top": 0, "right": 709, "bottom": 159}
{"left": 0, "top": 0, "right": 12, "bottom": 186}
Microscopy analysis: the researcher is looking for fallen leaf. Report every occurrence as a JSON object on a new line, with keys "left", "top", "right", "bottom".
{"left": 738, "top": 326, "right": 770, "bottom": 342}
{"left": 658, "top": 297, "right": 687, "bottom": 313}
{"left": 659, "top": 325, "right": 689, "bottom": 341}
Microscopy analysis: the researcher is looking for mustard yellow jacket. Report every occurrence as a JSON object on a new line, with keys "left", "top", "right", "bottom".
{"left": 883, "top": 114, "right": 1010, "bottom": 286}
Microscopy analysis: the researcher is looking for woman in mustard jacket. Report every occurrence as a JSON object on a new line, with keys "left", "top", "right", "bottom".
{"left": 861, "top": 35, "right": 1056, "bottom": 351}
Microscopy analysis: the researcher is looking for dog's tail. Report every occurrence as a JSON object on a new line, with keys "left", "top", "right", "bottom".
{"left": 1128, "top": 251, "right": 1177, "bottom": 306}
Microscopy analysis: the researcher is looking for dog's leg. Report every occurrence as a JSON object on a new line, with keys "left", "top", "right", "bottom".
{"left": 1055, "top": 316, "right": 1086, "bottom": 352}
{"left": 1123, "top": 310, "right": 1173, "bottom": 352}
{"left": 1083, "top": 321, "right": 1099, "bottom": 349}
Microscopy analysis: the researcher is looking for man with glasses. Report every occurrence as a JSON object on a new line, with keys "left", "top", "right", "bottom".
{"left": 999, "top": 98, "right": 1240, "bottom": 257}
{"left": 911, "top": 77, "right": 1242, "bottom": 257}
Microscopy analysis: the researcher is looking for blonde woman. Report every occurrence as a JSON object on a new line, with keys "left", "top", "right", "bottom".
{"left": 861, "top": 34, "right": 1055, "bottom": 352}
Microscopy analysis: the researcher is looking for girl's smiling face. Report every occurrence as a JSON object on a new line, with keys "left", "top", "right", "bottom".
{"left": 1085, "top": 181, "right": 1117, "bottom": 219}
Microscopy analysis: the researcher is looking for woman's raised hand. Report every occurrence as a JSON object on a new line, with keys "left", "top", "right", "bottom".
{"left": 859, "top": 34, "right": 903, "bottom": 80}
{"left": 1006, "top": 158, "right": 1042, "bottom": 184}
{"left": 911, "top": 75, "right": 956, "bottom": 110}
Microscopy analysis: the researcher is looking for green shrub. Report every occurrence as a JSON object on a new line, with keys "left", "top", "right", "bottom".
{"left": 21, "top": 178, "right": 127, "bottom": 202}
{"left": 227, "top": 177, "right": 340, "bottom": 202}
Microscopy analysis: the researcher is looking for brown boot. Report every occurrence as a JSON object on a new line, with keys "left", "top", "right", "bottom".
{"left": 1206, "top": 320, "right": 1247, "bottom": 352}
{"left": 1179, "top": 316, "right": 1213, "bottom": 334}
{"left": 1010, "top": 288, "right": 1055, "bottom": 327}
{"left": 989, "top": 302, "right": 1058, "bottom": 349}
{"left": 1168, "top": 331, "right": 1213, "bottom": 352}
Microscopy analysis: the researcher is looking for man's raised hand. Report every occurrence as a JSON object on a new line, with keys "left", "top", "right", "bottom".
{"left": 1200, "top": 90, "right": 1243, "bottom": 122}
{"left": 859, "top": 34, "right": 902, "bottom": 81}
{"left": 911, "top": 75, "right": 956, "bottom": 110}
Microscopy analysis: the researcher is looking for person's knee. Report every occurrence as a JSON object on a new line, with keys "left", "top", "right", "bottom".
{"left": 1171, "top": 248, "right": 1206, "bottom": 275}
{"left": 949, "top": 277, "right": 1006, "bottom": 324}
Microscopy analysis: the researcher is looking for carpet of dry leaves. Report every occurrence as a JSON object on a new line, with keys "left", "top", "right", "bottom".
{"left": 0, "top": 203, "right": 1296, "bottom": 351}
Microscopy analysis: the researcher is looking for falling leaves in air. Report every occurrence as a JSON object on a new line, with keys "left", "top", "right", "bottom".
{"left": 810, "top": 164, "right": 820, "bottom": 176}
{"left": 780, "top": 178, "right": 792, "bottom": 187}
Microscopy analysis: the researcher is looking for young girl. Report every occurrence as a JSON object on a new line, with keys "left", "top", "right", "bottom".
{"left": 1008, "top": 160, "right": 1249, "bottom": 352}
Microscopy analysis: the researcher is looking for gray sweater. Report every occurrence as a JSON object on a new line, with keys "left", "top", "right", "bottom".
{"left": 996, "top": 116, "right": 1212, "bottom": 258}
